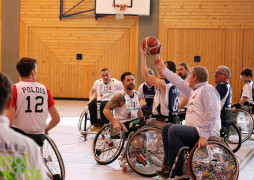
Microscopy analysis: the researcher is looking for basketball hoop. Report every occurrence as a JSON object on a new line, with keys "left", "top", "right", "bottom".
{"left": 112, "top": 4, "right": 127, "bottom": 20}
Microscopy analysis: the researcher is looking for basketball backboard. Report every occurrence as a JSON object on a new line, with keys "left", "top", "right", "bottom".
{"left": 95, "top": 0, "right": 151, "bottom": 16}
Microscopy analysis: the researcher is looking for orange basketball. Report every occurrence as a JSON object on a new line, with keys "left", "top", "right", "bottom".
{"left": 141, "top": 36, "right": 161, "bottom": 55}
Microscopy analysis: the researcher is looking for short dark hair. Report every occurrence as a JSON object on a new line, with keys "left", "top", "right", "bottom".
{"left": 241, "top": 68, "right": 253, "bottom": 78}
{"left": 100, "top": 68, "right": 110, "bottom": 73}
{"left": 165, "top": 61, "right": 176, "bottom": 73}
{"left": 16, "top": 57, "right": 37, "bottom": 77}
{"left": 0, "top": 73, "right": 12, "bottom": 113}
{"left": 121, "top": 72, "right": 134, "bottom": 82}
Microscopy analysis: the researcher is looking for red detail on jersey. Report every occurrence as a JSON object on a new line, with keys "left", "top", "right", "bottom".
{"left": 128, "top": 112, "right": 131, "bottom": 118}
{"left": 11, "top": 84, "right": 55, "bottom": 108}
{"left": 100, "top": 93, "right": 103, "bottom": 97}
{"left": 109, "top": 87, "right": 111, "bottom": 90}
{"left": 192, "top": 95, "right": 196, "bottom": 99}
{"left": 46, "top": 87, "right": 55, "bottom": 108}
{"left": 11, "top": 85, "right": 18, "bottom": 108}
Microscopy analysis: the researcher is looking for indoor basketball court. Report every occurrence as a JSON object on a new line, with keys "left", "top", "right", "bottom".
{"left": 50, "top": 99, "right": 254, "bottom": 180}
{"left": 1, "top": 0, "right": 254, "bottom": 180}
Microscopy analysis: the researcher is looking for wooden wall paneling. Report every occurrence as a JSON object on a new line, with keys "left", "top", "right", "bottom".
{"left": 24, "top": 26, "right": 137, "bottom": 98}
{"left": 159, "top": 0, "right": 254, "bottom": 29}
{"left": 20, "top": 0, "right": 139, "bottom": 98}
{"left": 225, "top": 30, "right": 243, "bottom": 103}
{"left": 167, "top": 29, "right": 225, "bottom": 86}
{"left": 158, "top": 20, "right": 168, "bottom": 61}
{"left": 129, "top": 21, "right": 139, "bottom": 83}
{"left": 243, "top": 30, "right": 254, "bottom": 69}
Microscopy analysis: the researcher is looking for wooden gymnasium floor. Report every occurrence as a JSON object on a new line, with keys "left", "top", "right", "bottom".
{"left": 48, "top": 100, "right": 254, "bottom": 180}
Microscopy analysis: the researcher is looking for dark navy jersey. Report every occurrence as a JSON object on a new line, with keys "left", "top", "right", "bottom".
{"left": 143, "top": 85, "right": 155, "bottom": 107}
{"left": 215, "top": 82, "right": 232, "bottom": 110}
{"left": 165, "top": 80, "right": 180, "bottom": 116}
{"left": 138, "top": 83, "right": 155, "bottom": 107}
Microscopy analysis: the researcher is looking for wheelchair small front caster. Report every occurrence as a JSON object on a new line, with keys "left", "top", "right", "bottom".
{"left": 122, "top": 166, "right": 127, "bottom": 173}
{"left": 83, "top": 134, "right": 87, "bottom": 141}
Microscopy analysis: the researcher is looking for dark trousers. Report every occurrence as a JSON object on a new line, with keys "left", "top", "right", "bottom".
{"left": 161, "top": 123, "right": 199, "bottom": 170}
{"left": 88, "top": 99, "right": 109, "bottom": 126}
{"left": 12, "top": 127, "right": 45, "bottom": 147}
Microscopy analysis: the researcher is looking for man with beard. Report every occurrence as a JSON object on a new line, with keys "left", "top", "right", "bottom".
{"left": 103, "top": 72, "right": 143, "bottom": 131}
{"left": 177, "top": 62, "right": 190, "bottom": 80}
{"left": 177, "top": 62, "right": 190, "bottom": 109}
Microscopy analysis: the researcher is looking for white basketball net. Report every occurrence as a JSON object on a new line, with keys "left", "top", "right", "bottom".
{"left": 112, "top": 4, "right": 127, "bottom": 20}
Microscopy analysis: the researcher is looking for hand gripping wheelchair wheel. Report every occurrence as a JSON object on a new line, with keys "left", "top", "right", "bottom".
{"left": 125, "top": 126, "right": 164, "bottom": 177}
{"left": 42, "top": 135, "right": 65, "bottom": 180}
{"left": 188, "top": 140, "right": 239, "bottom": 180}
{"left": 93, "top": 124, "right": 126, "bottom": 165}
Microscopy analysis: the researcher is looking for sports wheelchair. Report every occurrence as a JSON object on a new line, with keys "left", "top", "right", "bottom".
{"left": 92, "top": 118, "right": 164, "bottom": 177}
{"left": 43, "top": 135, "right": 65, "bottom": 180}
{"left": 159, "top": 137, "right": 239, "bottom": 180}
{"left": 12, "top": 128, "right": 65, "bottom": 180}
{"left": 231, "top": 108, "right": 253, "bottom": 142}
{"left": 78, "top": 99, "right": 109, "bottom": 140}
{"left": 178, "top": 110, "right": 242, "bottom": 153}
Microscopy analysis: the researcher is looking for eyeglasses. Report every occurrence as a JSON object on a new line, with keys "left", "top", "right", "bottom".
{"left": 214, "top": 72, "right": 226, "bottom": 76}
{"left": 240, "top": 75, "right": 246, "bottom": 78}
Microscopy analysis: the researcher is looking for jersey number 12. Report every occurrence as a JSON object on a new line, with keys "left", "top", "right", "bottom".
{"left": 25, "top": 96, "right": 44, "bottom": 113}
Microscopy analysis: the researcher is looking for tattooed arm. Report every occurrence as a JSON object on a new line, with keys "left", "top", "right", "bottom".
{"left": 103, "top": 93, "right": 125, "bottom": 130}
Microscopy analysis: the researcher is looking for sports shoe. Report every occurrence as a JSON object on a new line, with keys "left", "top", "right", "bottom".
{"left": 169, "top": 169, "right": 183, "bottom": 178}
{"left": 90, "top": 124, "right": 100, "bottom": 132}
{"left": 156, "top": 169, "right": 170, "bottom": 179}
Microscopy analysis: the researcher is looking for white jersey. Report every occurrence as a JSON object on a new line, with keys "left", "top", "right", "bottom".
{"left": 11, "top": 81, "right": 55, "bottom": 134}
{"left": 152, "top": 81, "right": 179, "bottom": 116}
{"left": 185, "top": 84, "right": 221, "bottom": 137}
{"left": 114, "top": 90, "right": 139, "bottom": 122}
{"left": 93, "top": 78, "right": 123, "bottom": 101}
{"left": 241, "top": 80, "right": 254, "bottom": 105}
{"left": 0, "top": 115, "right": 46, "bottom": 179}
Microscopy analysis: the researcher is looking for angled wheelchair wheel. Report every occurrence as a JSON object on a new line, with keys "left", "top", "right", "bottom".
{"left": 188, "top": 140, "right": 239, "bottom": 180}
{"left": 231, "top": 109, "right": 254, "bottom": 142}
{"left": 93, "top": 124, "right": 125, "bottom": 165}
{"left": 78, "top": 106, "right": 92, "bottom": 135}
{"left": 126, "top": 126, "right": 164, "bottom": 177}
{"left": 224, "top": 124, "right": 242, "bottom": 153}
{"left": 43, "top": 135, "right": 65, "bottom": 180}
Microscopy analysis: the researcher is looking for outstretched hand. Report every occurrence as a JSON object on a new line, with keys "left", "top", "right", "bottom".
{"left": 154, "top": 55, "right": 166, "bottom": 73}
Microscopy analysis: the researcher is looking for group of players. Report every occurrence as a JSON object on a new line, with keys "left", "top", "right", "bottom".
{"left": 0, "top": 42, "right": 253, "bottom": 179}
{"left": 87, "top": 45, "right": 254, "bottom": 178}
